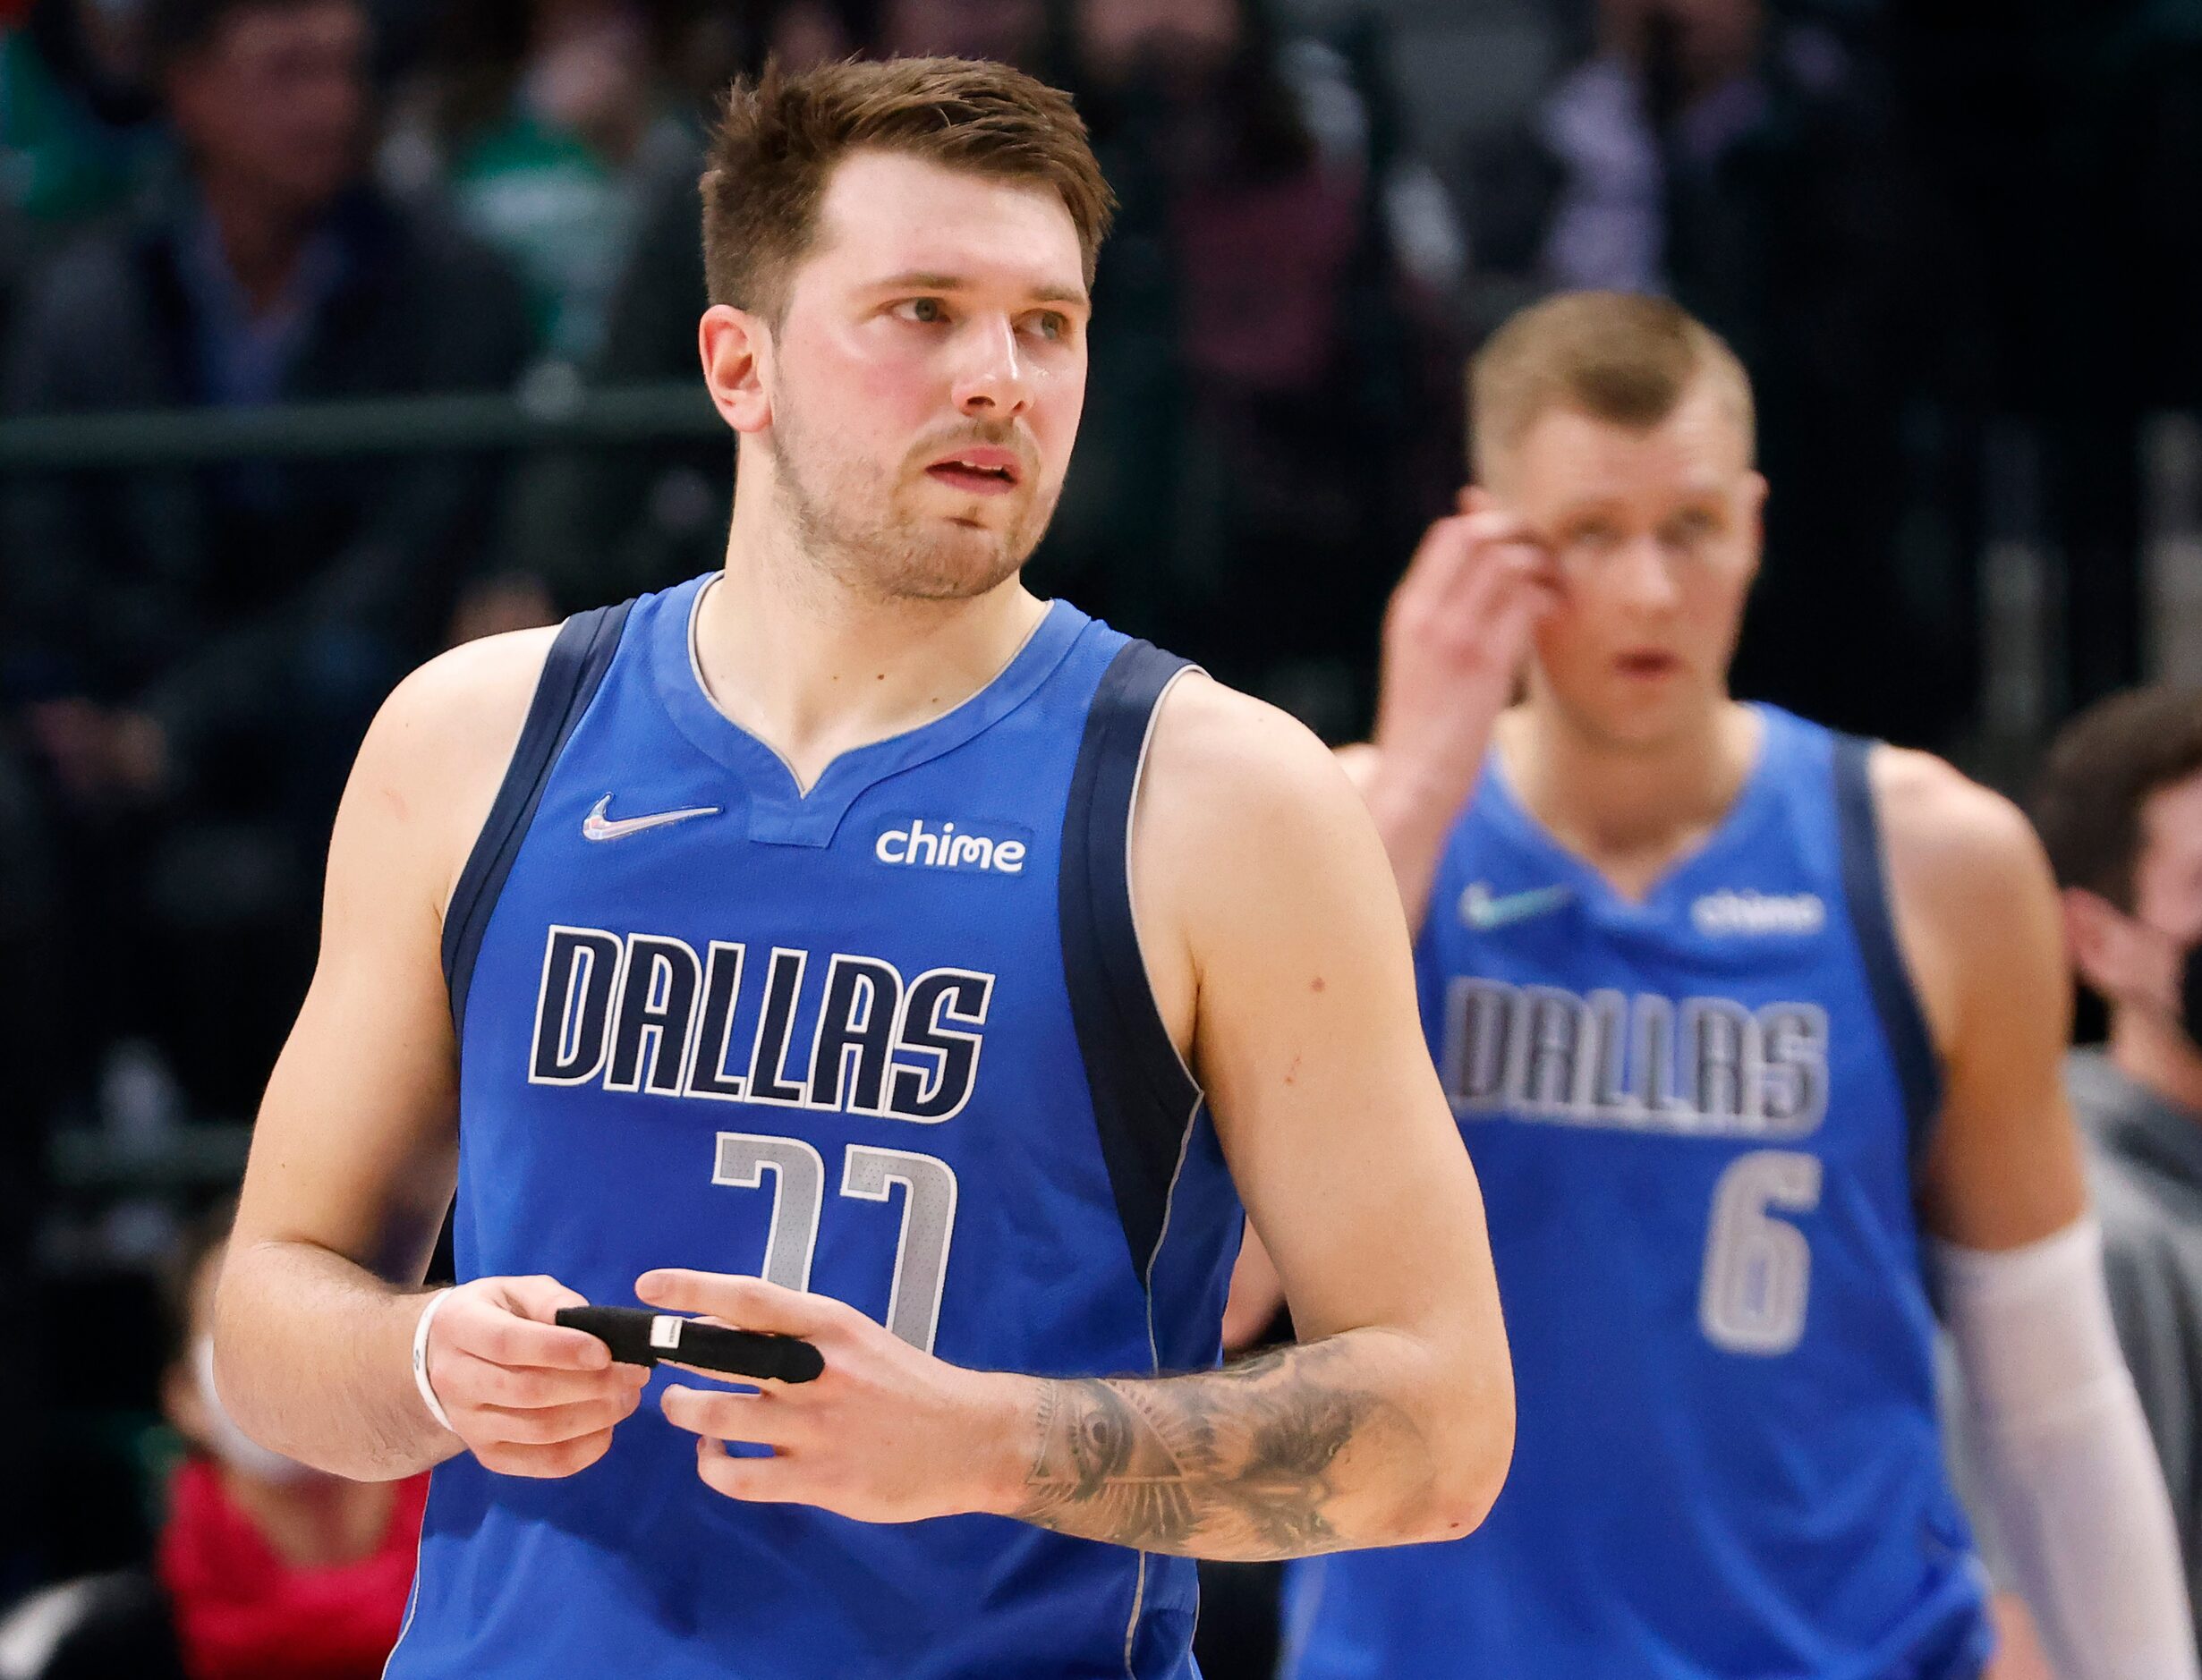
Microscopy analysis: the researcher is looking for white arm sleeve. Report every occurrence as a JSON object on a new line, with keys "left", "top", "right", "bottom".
{"left": 1935, "top": 1218, "right": 2198, "bottom": 1680}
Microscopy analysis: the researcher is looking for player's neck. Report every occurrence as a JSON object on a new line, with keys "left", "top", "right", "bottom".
{"left": 701, "top": 522, "right": 1048, "bottom": 793}
{"left": 1500, "top": 696, "right": 1758, "bottom": 901}
{"left": 2108, "top": 1007, "right": 2202, "bottom": 1123}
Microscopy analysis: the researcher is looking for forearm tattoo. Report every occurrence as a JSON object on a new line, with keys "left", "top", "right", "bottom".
{"left": 1012, "top": 1338, "right": 1421, "bottom": 1560}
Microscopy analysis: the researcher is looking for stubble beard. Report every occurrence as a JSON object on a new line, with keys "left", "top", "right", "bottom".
{"left": 770, "top": 402, "right": 1058, "bottom": 604}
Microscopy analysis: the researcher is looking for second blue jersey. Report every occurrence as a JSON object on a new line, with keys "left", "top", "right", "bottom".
{"left": 386, "top": 576, "right": 1241, "bottom": 1679}
{"left": 1284, "top": 706, "right": 1992, "bottom": 1679}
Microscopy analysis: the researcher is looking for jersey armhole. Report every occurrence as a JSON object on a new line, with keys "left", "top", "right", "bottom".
{"left": 1832, "top": 733, "right": 1945, "bottom": 1168}
{"left": 1058, "top": 641, "right": 1207, "bottom": 1285}
{"left": 440, "top": 599, "right": 634, "bottom": 1033}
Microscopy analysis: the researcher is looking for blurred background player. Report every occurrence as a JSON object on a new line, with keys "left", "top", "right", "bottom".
{"left": 2031, "top": 684, "right": 2202, "bottom": 1655}
{"left": 207, "top": 56, "right": 1515, "bottom": 1679}
{"left": 1234, "top": 290, "right": 2195, "bottom": 1679}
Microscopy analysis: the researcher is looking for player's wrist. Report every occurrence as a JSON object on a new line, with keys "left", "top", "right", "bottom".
{"left": 410, "top": 1286, "right": 460, "bottom": 1438}
{"left": 962, "top": 1370, "right": 1043, "bottom": 1519}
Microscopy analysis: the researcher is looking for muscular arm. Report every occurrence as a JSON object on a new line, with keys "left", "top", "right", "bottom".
{"left": 212, "top": 629, "right": 571, "bottom": 1479}
{"left": 1885, "top": 751, "right": 2087, "bottom": 1249}
{"left": 1009, "top": 677, "right": 1514, "bottom": 1557}
{"left": 1883, "top": 751, "right": 2197, "bottom": 1679}
{"left": 1012, "top": 1335, "right": 1429, "bottom": 1557}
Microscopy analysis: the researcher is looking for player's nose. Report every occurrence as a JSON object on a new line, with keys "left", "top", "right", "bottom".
{"left": 949, "top": 316, "right": 1032, "bottom": 418}
{"left": 1613, "top": 535, "right": 1682, "bottom": 611}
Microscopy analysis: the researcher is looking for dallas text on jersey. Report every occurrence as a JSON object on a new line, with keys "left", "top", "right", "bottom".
{"left": 1441, "top": 977, "right": 1830, "bottom": 1137}
{"left": 527, "top": 925, "right": 997, "bottom": 1124}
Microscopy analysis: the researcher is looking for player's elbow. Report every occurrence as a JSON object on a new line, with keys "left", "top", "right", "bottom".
{"left": 208, "top": 1243, "right": 276, "bottom": 1438}
{"left": 1390, "top": 1342, "right": 1517, "bottom": 1545}
{"left": 1430, "top": 1379, "right": 1517, "bottom": 1542}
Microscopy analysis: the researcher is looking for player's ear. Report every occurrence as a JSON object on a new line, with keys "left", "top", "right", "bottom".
{"left": 700, "top": 304, "right": 773, "bottom": 436}
{"left": 1739, "top": 470, "right": 1769, "bottom": 586}
{"left": 2062, "top": 887, "right": 2134, "bottom": 1000}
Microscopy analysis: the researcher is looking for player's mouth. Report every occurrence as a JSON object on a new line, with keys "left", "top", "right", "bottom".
{"left": 924, "top": 448, "right": 1024, "bottom": 496}
{"left": 1614, "top": 649, "right": 1682, "bottom": 680}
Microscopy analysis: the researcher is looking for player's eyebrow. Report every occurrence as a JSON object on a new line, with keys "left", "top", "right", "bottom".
{"left": 871, "top": 270, "right": 1090, "bottom": 310}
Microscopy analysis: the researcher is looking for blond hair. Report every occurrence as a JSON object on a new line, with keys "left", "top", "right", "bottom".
{"left": 1469, "top": 292, "right": 1755, "bottom": 480}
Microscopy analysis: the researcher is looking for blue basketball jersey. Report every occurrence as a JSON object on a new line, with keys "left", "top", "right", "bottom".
{"left": 385, "top": 575, "right": 1242, "bottom": 1679}
{"left": 1282, "top": 705, "right": 1993, "bottom": 1680}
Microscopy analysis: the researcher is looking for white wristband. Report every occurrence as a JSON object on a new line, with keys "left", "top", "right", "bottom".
{"left": 411, "top": 1287, "right": 457, "bottom": 1435}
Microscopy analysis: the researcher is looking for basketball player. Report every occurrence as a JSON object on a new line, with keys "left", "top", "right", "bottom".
{"left": 1246, "top": 292, "right": 2196, "bottom": 1678}
{"left": 207, "top": 57, "right": 1516, "bottom": 1679}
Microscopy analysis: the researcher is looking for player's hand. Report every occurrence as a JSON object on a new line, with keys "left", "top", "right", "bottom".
{"left": 640, "top": 1268, "right": 1023, "bottom": 1524}
{"left": 418, "top": 1275, "right": 651, "bottom": 1478}
{"left": 1372, "top": 488, "right": 1560, "bottom": 808}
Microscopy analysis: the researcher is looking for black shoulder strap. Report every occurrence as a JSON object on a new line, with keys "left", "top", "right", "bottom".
{"left": 442, "top": 601, "right": 633, "bottom": 1031}
{"left": 1059, "top": 641, "right": 1204, "bottom": 1283}
{"left": 1832, "top": 733, "right": 1943, "bottom": 1166}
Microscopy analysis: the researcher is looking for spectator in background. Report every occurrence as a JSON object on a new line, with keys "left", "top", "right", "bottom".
{"left": 0, "top": 0, "right": 166, "bottom": 248}
{"left": 1044, "top": 0, "right": 1463, "bottom": 740}
{"left": 0, "top": 0, "right": 531, "bottom": 1120}
{"left": 0, "top": 1208, "right": 427, "bottom": 1680}
{"left": 378, "top": 0, "right": 700, "bottom": 363}
{"left": 876, "top": 0, "right": 1048, "bottom": 71}
{"left": 2030, "top": 685, "right": 2202, "bottom": 1653}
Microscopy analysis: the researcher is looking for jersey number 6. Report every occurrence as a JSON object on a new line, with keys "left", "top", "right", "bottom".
{"left": 1697, "top": 1148, "right": 1824, "bottom": 1356}
{"left": 712, "top": 1131, "right": 959, "bottom": 1355}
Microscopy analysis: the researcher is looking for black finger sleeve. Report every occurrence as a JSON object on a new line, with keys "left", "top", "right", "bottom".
{"left": 556, "top": 1305, "right": 824, "bottom": 1384}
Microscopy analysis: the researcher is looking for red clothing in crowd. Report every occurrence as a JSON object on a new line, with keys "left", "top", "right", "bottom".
{"left": 157, "top": 1459, "right": 429, "bottom": 1680}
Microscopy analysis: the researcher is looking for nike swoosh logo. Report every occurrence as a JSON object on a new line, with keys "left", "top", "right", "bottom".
{"left": 582, "top": 795, "right": 721, "bottom": 843}
{"left": 1460, "top": 882, "right": 1573, "bottom": 930}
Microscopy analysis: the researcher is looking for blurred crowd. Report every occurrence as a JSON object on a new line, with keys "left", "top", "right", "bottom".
{"left": 4, "top": 0, "right": 2202, "bottom": 1673}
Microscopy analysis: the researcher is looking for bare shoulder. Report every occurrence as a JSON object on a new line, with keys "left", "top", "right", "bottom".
{"left": 1140, "top": 672, "right": 1374, "bottom": 858}
{"left": 344, "top": 625, "right": 562, "bottom": 910}
{"left": 1870, "top": 744, "right": 2053, "bottom": 907}
{"left": 1869, "top": 743, "right": 2063, "bottom": 1048}
{"left": 1135, "top": 672, "right": 1403, "bottom": 950}
{"left": 374, "top": 624, "right": 559, "bottom": 747}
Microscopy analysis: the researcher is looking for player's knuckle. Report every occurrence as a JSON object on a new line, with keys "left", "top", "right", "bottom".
{"left": 504, "top": 1408, "right": 563, "bottom": 1445}
{"left": 463, "top": 1361, "right": 513, "bottom": 1404}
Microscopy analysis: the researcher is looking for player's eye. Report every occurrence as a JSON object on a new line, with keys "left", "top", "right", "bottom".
{"left": 891, "top": 297, "right": 949, "bottom": 326}
{"left": 1663, "top": 509, "right": 1720, "bottom": 548}
{"left": 1024, "top": 310, "right": 1071, "bottom": 343}
{"left": 1566, "top": 520, "right": 1622, "bottom": 554}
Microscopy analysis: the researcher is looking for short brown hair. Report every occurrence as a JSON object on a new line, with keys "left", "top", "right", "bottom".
{"left": 701, "top": 56, "right": 1115, "bottom": 321}
{"left": 2032, "top": 685, "right": 2202, "bottom": 911}
{"left": 1469, "top": 291, "right": 1756, "bottom": 480}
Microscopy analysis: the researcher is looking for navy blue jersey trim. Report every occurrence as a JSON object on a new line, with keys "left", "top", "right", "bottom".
{"left": 441, "top": 600, "right": 634, "bottom": 1032}
{"left": 1832, "top": 734, "right": 1943, "bottom": 1164}
{"left": 1060, "top": 641, "right": 1203, "bottom": 1281}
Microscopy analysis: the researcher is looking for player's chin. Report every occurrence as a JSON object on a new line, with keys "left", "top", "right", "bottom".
{"left": 898, "top": 530, "right": 1031, "bottom": 601}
